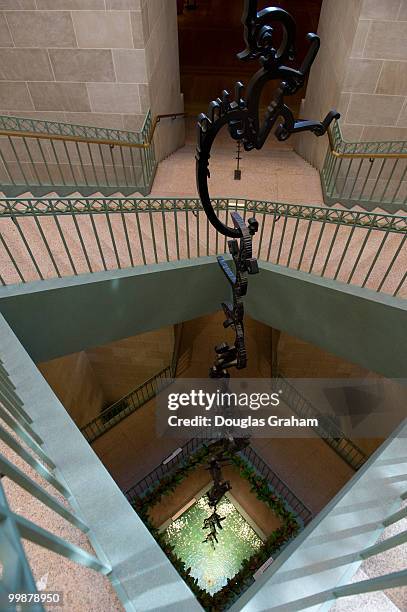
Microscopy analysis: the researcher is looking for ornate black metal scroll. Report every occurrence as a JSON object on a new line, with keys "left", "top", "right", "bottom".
{"left": 197, "top": 2, "right": 340, "bottom": 541}
{"left": 196, "top": 0, "right": 340, "bottom": 239}
{"left": 210, "top": 211, "right": 259, "bottom": 377}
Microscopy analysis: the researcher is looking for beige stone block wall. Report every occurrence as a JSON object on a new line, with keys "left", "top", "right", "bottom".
{"left": 37, "top": 350, "right": 106, "bottom": 428}
{"left": 276, "top": 331, "right": 372, "bottom": 378}
{"left": 0, "top": 1, "right": 185, "bottom": 159}
{"left": 141, "top": 0, "right": 185, "bottom": 161}
{"left": 295, "top": 0, "right": 362, "bottom": 169}
{"left": 84, "top": 325, "right": 175, "bottom": 403}
{"left": 38, "top": 325, "right": 175, "bottom": 425}
{"left": 296, "top": 0, "right": 407, "bottom": 170}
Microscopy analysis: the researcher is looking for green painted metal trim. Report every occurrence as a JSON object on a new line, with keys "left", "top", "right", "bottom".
{"left": 0, "top": 197, "right": 405, "bottom": 233}
{"left": 0, "top": 112, "right": 147, "bottom": 145}
{"left": 1, "top": 258, "right": 406, "bottom": 378}
{"left": 329, "top": 119, "right": 407, "bottom": 156}
{"left": 248, "top": 262, "right": 407, "bottom": 378}
{"left": 0, "top": 258, "right": 229, "bottom": 363}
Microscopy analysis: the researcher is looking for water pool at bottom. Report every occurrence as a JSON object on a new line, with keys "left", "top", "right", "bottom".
{"left": 163, "top": 495, "right": 263, "bottom": 595}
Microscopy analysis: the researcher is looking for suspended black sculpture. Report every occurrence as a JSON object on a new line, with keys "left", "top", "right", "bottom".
{"left": 196, "top": 0, "right": 340, "bottom": 544}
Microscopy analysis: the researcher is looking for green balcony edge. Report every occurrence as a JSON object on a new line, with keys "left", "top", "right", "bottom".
{"left": 0, "top": 258, "right": 406, "bottom": 378}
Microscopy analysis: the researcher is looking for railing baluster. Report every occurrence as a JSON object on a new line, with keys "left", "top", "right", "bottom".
{"left": 206, "top": 210, "right": 210, "bottom": 256}
{"left": 119, "top": 146, "right": 129, "bottom": 187}
{"left": 87, "top": 143, "right": 98, "bottom": 185}
{"left": 72, "top": 215, "right": 92, "bottom": 273}
{"left": 338, "top": 147, "right": 357, "bottom": 198}
{"left": 53, "top": 215, "right": 78, "bottom": 275}
{"left": 98, "top": 144, "right": 109, "bottom": 186}
{"left": 0, "top": 424, "right": 70, "bottom": 498}
{"left": 120, "top": 211, "right": 134, "bottom": 267}
{"left": 393, "top": 269, "right": 407, "bottom": 297}
{"left": 276, "top": 207, "right": 289, "bottom": 265}
{"left": 328, "top": 155, "right": 344, "bottom": 196}
{"left": 8, "top": 136, "right": 30, "bottom": 185}
{"left": 135, "top": 204, "right": 147, "bottom": 265}
{"left": 13, "top": 217, "right": 44, "bottom": 280}
{"left": 105, "top": 212, "right": 121, "bottom": 269}
{"left": 50, "top": 139, "right": 66, "bottom": 186}
{"left": 75, "top": 142, "right": 88, "bottom": 186}
{"left": 0, "top": 402, "right": 52, "bottom": 469}
{"left": 196, "top": 204, "right": 200, "bottom": 257}
{"left": 309, "top": 221, "right": 327, "bottom": 273}
{"left": 321, "top": 222, "right": 341, "bottom": 277}
{"left": 347, "top": 157, "right": 363, "bottom": 199}
{"left": 379, "top": 158, "right": 399, "bottom": 203}
{"left": 89, "top": 213, "right": 107, "bottom": 271}
{"left": 266, "top": 209, "right": 279, "bottom": 262}
{"left": 347, "top": 220, "right": 376, "bottom": 283}
{"left": 215, "top": 200, "right": 220, "bottom": 254}
{"left": 0, "top": 232, "right": 25, "bottom": 282}
{"left": 185, "top": 202, "right": 190, "bottom": 259}
{"left": 391, "top": 163, "right": 407, "bottom": 204}
{"left": 362, "top": 232, "right": 389, "bottom": 288}
{"left": 368, "top": 157, "right": 387, "bottom": 201}
{"left": 297, "top": 217, "right": 313, "bottom": 270}
{"left": 224, "top": 207, "right": 229, "bottom": 253}
{"left": 286, "top": 216, "right": 300, "bottom": 267}
{"left": 0, "top": 147, "right": 15, "bottom": 184}
{"left": 148, "top": 207, "right": 158, "bottom": 263}
{"left": 173, "top": 200, "right": 180, "bottom": 260}
{"left": 0, "top": 453, "right": 88, "bottom": 533}
{"left": 378, "top": 233, "right": 407, "bottom": 292}
{"left": 33, "top": 216, "right": 61, "bottom": 277}
{"left": 37, "top": 139, "right": 54, "bottom": 186}
{"left": 333, "top": 223, "right": 357, "bottom": 280}
{"left": 358, "top": 158, "right": 374, "bottom": 200}
{"left": 62, "top": 141, "right": 77, "bottom": 184}
{"left": 137, "top": 147, "right": 146, "bottom": 190}
{"left": 161, "top": 204, "right": 170, "bottom": 262}
{"left": 109, "top": 145, "right": 120, "bottom": 187}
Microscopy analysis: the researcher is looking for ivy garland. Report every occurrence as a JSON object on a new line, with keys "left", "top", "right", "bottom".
{"left": 132, "top": 445, "right": 300, "bottom": 611}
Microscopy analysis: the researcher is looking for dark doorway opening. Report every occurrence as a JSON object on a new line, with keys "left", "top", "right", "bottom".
{"left": 177, "top": 0, "right": 323, "bottom": 116}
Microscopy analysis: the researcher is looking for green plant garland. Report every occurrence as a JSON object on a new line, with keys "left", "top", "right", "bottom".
{"left": 132, "top": 444, "right": 301, "bottom": 611}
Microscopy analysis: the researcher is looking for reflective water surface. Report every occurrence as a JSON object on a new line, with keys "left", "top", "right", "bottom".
{"left": 164, "top": 495, "right": 263, "bottom": 594}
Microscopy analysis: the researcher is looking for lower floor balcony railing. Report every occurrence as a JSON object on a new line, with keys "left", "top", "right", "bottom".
{"left": 0, "top": 197, "right": 406, "bottom": 299}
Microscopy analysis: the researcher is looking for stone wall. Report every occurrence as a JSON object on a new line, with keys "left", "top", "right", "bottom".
{"left": 296, "top": 0, "right": 407, "bottom": 169}
{"left": 141, "top": 0, "right": 185, "bottom": 160}
{"left": 38, "top": 324, "right": 175, "bottom": 425}
{"left": 276, "top": 331, "right": 372, "bottom": 378}
{"left": 0, "top": 1, "right": 184, "bottom": 160}
{"left": 37, "top": 350, "right": 106, "bottom": 428}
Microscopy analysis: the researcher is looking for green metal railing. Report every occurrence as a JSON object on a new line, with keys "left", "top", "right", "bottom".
{"left": 81, "top": 366, "right": 172, "bottom": 443}
{"left": 0, "top": 358, "right": 111, "bottom": 608}
{"left": 0, "top": 197, "right": 406, "bottom": 298}
{"left": 277, "top": 375, "right": 367, "bottom": 471}
{"left": 81, "top": 324, "right": 183, "bottom": 443}
{"left": 125, "top": 437, "right": 313, "bottom": 526}
{"left": 0, "top": 111, "right": 184, "bottom": 198}
{"left": 322, "top": 120, "right": 407, "bottom": 213}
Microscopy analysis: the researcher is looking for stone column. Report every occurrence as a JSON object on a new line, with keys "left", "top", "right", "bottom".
{"left": 296, "top": 0, "right": 407, "bottom": 170}
{"left": 0, "top": 0, "right": 184, "bottom": 160}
